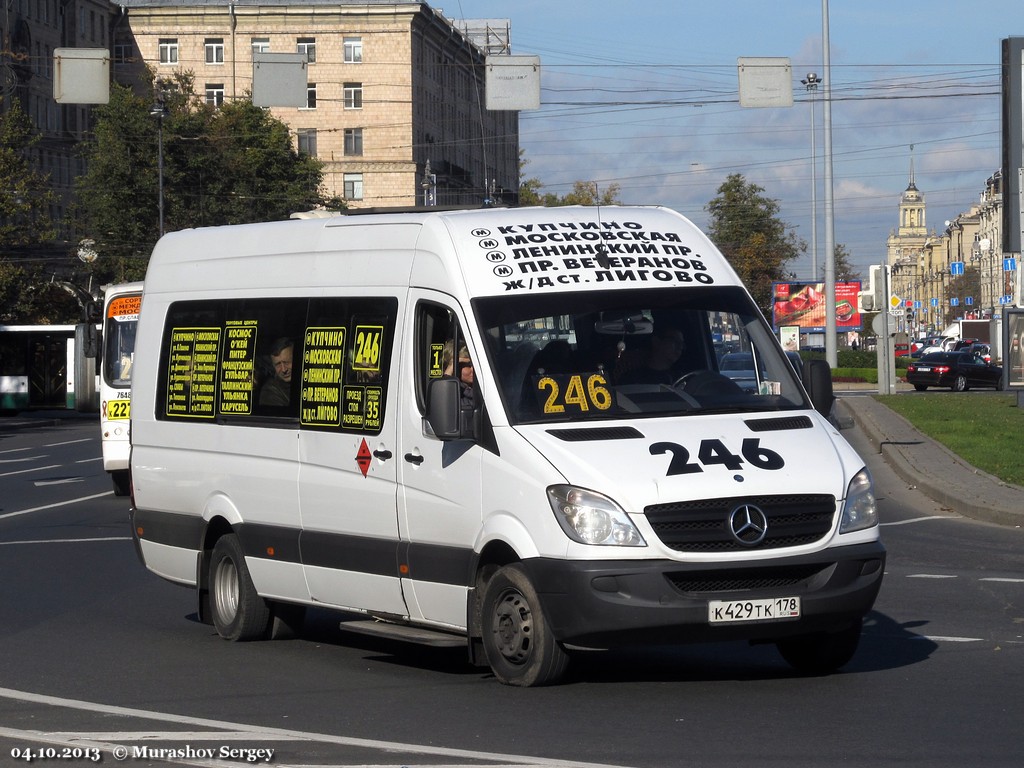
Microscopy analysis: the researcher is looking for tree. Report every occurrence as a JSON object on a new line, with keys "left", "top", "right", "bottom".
{"left": 0, "top": 101, "right": 77, "bottom": 323}
{"left": 706, "top": 174, "right": 804, "bottom": 317}
{"left": 0, "top": 100, "right": 56, "bottom": 250}
{"left": 74, "top": 75, "right": 333, "bottom": 285}
{"left": 832, "top": 243, "right": 859, "bottom": 283}
{"left": 518, "top": 151, "right": 620, "bottom": 206}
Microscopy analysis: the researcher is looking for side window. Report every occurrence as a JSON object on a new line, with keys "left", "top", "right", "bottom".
{"left": 416, "top": 302, "right": 473, "bottom": 412}
{"left": 157, "top": 297, "right": 396, "bottom": 435}
{"left": 298, "top": 297, "right": 397, "bottom": 434}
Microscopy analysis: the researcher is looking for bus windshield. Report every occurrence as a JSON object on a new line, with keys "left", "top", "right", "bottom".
{"left": 103, "top": 292, "right": 141, "bottom": 388}
{"left": 474, "top": 286, "right": 809, "bottom": 425}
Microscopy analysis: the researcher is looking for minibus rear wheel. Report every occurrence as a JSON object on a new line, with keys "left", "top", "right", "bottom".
{"left": 210, "top": 534, "right": 271, "bottom": 641}
{"left": 481, "top": 564, "right": 569, "bottom": 687}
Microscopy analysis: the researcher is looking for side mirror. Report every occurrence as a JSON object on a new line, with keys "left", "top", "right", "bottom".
{"left": 77, "top": 322, "right": 99, "bottom": 360}
{"left": 803, "top": 359, "right": 835, "bottom": 418}
{"left": 425, "top": 378, "right": 463, "bottom": 440}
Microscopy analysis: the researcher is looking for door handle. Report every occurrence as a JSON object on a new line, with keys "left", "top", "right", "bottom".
{"left": 404, "top": 452, "right": 424, "bottom": 465}
{"left": 373, "top": 448, "right": 393, "bottom": 461}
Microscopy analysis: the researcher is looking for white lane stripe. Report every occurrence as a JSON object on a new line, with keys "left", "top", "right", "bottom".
{"left": 0, "top": 687, "right": 631, "bottom": 768}
{"left": 0, "top": 536, "right": 131, "bottom": 546}
{"left": 0, "top": 490, "right": 114, "bottom": 519}
{"left": 0, "top": 455, "right": 45, "bottom": 463}
{"left": 914, "top": 636, "right": 985, "bottom": 642}
{"left": 881, "top": 515, "right": 963, "bottom": 526}
{"left": 44, "top": 438, "right": 94, "bottom": 447}
{"left": 76, "top": 457, "right": 103, "bottom": 463}
{"left": 979, "top": 577, "right": 1024, "bottom": 583}
{"left": 41, "top": 731, "right": 304, "bottom": 741}
{"left": 0, "top": 463, "right": 59, "bottom": 477}
{"left": 907, "top": 574, "right": 958, "bottom": 579}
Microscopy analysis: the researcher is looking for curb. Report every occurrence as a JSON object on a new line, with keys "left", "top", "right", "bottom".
{"left": 839, "top": 398, "right": 1024, "bottom": 528}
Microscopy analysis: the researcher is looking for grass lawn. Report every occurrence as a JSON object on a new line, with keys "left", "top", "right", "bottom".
{"left": 874, "top": 393, "right": 1024, "bottom": 487}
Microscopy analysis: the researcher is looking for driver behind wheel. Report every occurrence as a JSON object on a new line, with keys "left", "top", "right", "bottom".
{"left": 617, "top": 323, "right": 686, "bottom": 385}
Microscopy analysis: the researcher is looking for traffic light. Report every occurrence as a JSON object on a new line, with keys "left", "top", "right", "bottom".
{"left": 858, "top": 264, "right": 886, "bottom": 312}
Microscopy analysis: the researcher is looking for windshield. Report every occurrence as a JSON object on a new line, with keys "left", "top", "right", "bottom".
{"left": 475, "top": 286, "right": 809, "bottom": 425}
{"left": 103, "top": 312, "right": 138, "bottom": 388}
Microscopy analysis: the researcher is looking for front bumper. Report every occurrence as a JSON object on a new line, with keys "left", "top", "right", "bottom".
{"left": 522, "top": 541, "right": 885, "bottom": 647}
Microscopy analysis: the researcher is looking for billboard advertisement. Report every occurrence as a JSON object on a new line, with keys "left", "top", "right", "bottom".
{"left": 771, "top": 281, "right": 862, "bottom": 332}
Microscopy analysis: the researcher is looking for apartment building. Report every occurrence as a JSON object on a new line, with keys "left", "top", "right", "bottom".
{"left": 113, "top": 0, "right": 520, "bottom": 208}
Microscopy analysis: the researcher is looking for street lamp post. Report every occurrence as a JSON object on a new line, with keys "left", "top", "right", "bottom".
{"left": 801, "top": 73, "right": 820, "bottom": 281}
{"left": 150, "top": 98, "right": 168, "bottom": 237}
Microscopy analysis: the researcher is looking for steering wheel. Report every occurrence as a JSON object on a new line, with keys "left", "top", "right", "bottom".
{"left": 672, "top": 370, "right": 744, "bottom": 396}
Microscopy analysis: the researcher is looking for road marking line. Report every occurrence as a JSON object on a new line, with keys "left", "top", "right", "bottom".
{"left": 979, "top": 577, "right": 1024, "bottom": 583}
{"left": 0, "top": 464, "right": 60, "bottom": 478}
{"left": 44, "top": 438, "right": 94, "bottom": 447}
{"left": 907, "top": 574, "right": 958, "bottom": 579}
{"left": 0, "top": 687, "right": 630, "bottom": 768}
{"left": 914, "top": 636, "right": 985, "bottom": 642}
{"left": 0, "top": 490, "right": 114, "bottom": 519}
{"left": 0, "top": 455, "right": 45, "bottom": 464}
{"left": 881, "top": 515, "right": 963, "bottom": 526}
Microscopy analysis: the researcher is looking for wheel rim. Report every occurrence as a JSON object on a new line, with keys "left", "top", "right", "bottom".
{"left": 213, "top": 556, "right": 240, "bottom": 623}
{"left": 490, "top": 588, "right": 533, "bottom": 665}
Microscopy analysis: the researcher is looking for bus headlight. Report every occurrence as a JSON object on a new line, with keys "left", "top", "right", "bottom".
{"left": 547, "top": 485, "right": 646, "bottom": 546}
{"left": 840, "top": 468, "right": 879, "bottom": 533}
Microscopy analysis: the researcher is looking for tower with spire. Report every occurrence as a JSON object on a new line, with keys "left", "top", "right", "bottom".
{"left": 886, "top": 149, "right": 933, "bottom": 324}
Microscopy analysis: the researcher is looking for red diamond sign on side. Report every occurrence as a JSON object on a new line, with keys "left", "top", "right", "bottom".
{"left": 355, "top": 438, "right": 372, "bottom": 478}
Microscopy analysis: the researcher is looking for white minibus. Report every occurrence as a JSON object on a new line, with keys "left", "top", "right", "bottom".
{"left": 129, "top": 206, "right": 884, "bottom": 686}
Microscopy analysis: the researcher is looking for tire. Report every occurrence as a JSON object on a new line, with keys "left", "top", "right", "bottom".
{"left": 913, "top": 384, "right": 927, "bottom": 391}
{"left": 111, "top": 469, "right": 131, "bottom": 497}
{"left": 209, "top": 534, "right": 271, "bottom": 641}
{"left": 776, "top": 620, "right": 862, "bottom": 675}
{"left": 481, "top": 564, "right": 570, "bottom": 687}
{"left": 952, "top": 374, "right": 968, "bottom": 392}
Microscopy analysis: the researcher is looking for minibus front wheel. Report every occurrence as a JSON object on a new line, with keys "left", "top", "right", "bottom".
{"left": 210, "top": 534, "right": 271, "bottom": 641}
{"left": 481, "top": 564, "right": 569, "bottom": 687}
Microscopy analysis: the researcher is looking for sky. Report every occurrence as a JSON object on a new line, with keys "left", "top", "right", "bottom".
{"left": 447, "top": 0, "right": 1017, "bottom": 280}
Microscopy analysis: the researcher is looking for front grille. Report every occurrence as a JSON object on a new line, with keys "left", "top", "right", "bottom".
{"left": 645, "top": 494, "right": 836, "bottom": 552}
{"left": 666, "top": 563, "right": 829, "bottom": 594}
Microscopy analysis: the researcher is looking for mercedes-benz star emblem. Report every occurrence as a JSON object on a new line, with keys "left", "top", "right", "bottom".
{"left": 728, "top": 504, "right": 768, "bottom": 546}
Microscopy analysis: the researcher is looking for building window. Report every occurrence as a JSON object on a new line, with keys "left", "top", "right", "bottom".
{"left": 205, "top": 84, "right": 225, "bottom": 106}
{"left": 343, "top": 82, "right": 362, "bottom": 110}
{"left": 297, "top": 37, "right": 316, "bottom": 64}
{"left": 205, "top": 38, "right": 225, "bottom": 65}
{"left": 344, "top": 173, "right": 364, "bottom": 201}
{"left": 159, "top": 39, "right": 178, "bottom": 65}
{"left": 297, "top": 129, "right": 317, "bottom": 157}
{"left": 114, "top": 43, "right": 132, "bottom": 64}
{"left": 344, "top": 37, "right": 362, "bottom": 64}
{"left": 251, "top": 37, "right": 270, "bottom": 55}
{"left": 344, "top": 128, "right": 363, "bottom": 156}
{"left": 304, "top": 84, "right": 317, "bottom": 110}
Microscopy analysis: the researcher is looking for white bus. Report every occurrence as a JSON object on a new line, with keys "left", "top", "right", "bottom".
{"left": 129, "top": 207, "right": 884, "bottom": 686}
{"left": 99, "top": 281, "right": 143, "bottom": 495}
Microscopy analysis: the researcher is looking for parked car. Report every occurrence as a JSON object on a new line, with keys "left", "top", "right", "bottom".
{"left": 905, "top": 351, "right": 1003, "bottom": 391}
{"left": 718, "top": 352, "right": 759, "bottom": 391}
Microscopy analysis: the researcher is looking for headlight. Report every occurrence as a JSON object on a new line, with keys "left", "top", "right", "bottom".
{"left": 547, "top": 485, "right": 646, "bottom": 546}
{"left": 840, "top": 468, "right": 878, "bottom": 533}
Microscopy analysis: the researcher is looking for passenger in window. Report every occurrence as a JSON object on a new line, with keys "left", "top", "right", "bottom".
{"left": 259, "top": 337, "right": 294, "bottom": 406}
{"left": 617, "top": 324, "right": 686, "bottom": 385}
{"left": 443, "top": 340, "right": 475, "bottom": 408}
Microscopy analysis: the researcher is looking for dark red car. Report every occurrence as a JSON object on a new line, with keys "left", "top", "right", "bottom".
{"left": 905, "top": 351, "right": 1004, "bottom": 392}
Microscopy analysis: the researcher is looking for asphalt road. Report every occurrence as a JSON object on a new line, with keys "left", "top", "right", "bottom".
{"left": 1, "top": 415, "right": 1022, "bottom": 768}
